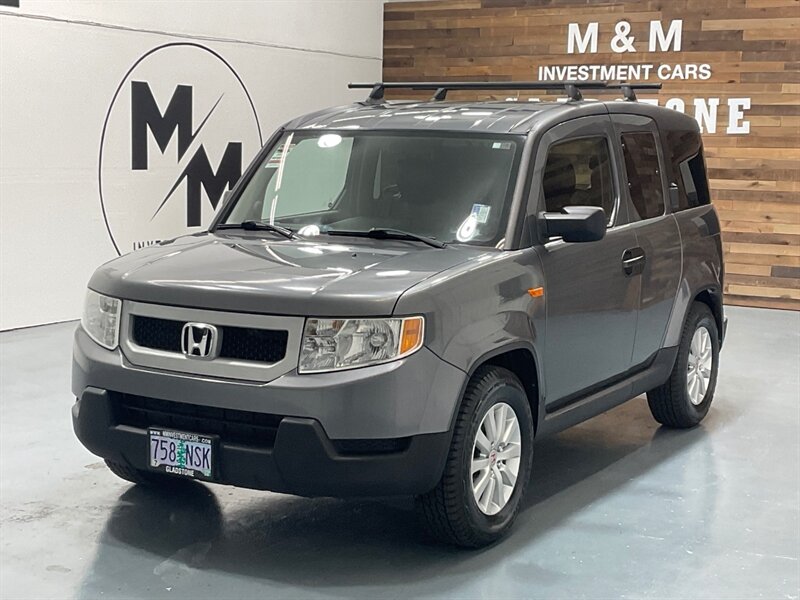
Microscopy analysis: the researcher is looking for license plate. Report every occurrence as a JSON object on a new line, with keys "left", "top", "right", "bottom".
{"left": 148, "top": 428, "right": 214, "bottom": 480}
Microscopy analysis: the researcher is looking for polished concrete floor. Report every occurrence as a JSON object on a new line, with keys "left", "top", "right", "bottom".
{"left": 0, "top": 306, "right": 798, "bottom": 599}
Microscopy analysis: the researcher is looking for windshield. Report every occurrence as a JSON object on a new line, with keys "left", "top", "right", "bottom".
{"left": 221, "top": 131, "right": 523, "bottom": 246}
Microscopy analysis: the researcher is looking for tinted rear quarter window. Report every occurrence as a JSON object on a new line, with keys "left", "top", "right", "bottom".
{"left": 666, "top": 129, "right": 711, "bottom": 210}
{"left": 620, "top": 132, "right": 664, "bottom": 220}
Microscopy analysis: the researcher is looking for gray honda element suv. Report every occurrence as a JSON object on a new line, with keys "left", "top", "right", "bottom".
{"left": 73, "top": 82, "right": 725, "bottom": 547}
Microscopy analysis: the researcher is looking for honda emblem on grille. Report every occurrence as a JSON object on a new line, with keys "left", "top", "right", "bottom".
{"left": 181, "top": 323, "right": 220, "bottom": 359}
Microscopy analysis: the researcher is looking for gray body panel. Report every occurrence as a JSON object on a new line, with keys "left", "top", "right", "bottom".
{"left": 72, "top": 96, "right": 725, "bottom": 496}
{"left": 630, "top": 215, "right": 682, "bottom": 362}
{"left": 663, "top": 205, "right": 725, "bottom": 347}
{"left": 536, "top": 229, "right": 640, "bottom": 403}
{"left": 285, "top": 101, "right": 577, "bottom": 135}
{"left": 526, "top": 114, "right": 640, "bottom": 405}
{"left": 395, "top": 248, "right": 544, "bottom": 382}
{"left": 609, "top": 113, "right": 683, "bottom": 365}
{"left": 73, "top": 327, "right": 466, "bottom": 440}
{"left": 89, "top": 233, "right": 485, "bottom": 317}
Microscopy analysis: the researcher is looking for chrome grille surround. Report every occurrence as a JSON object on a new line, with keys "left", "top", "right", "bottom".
{"left": 120, "top": 300, "right": 303, "bottom": 382}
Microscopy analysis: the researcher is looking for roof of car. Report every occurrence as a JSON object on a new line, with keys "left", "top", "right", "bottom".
{"left": 284, "top": 99, "right": 698, "bottom": 136}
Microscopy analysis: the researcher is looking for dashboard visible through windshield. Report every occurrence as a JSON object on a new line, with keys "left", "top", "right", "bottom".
{"left": 221, "top": 131, "right": 523, "bottom": 247}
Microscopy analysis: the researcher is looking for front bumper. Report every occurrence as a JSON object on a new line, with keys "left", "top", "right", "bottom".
{"left": 71, "top": 327, "right": 466, "bottom": 496}
{"left": 72, "top": 388, "right": 450, "bottom": 496}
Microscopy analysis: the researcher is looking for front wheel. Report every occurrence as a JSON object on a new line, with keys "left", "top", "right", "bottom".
{"left": 417, "top": 366, "right": 534, "bottom": 547}
{"left": 647, "top": 302, "right": 720, "bottom": 428}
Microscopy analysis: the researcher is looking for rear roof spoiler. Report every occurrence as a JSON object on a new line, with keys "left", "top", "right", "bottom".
{"left": 348, "top": 81, "right": 662, "bottom": 103}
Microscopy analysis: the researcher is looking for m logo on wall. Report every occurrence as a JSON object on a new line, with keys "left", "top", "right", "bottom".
{"left": 99, "top": 43, "right": 262, "bottom": 254}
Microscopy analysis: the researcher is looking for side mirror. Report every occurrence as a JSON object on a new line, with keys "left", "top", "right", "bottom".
{"left": 540, "top": 206, "right": 607, "bottom": 243}
{"left": 668, "top": 182, "right": 680, "bottom": 211}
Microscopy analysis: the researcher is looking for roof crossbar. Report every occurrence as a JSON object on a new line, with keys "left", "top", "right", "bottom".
{"left": 349, "top": 81, "right": 662, "bottom": 103}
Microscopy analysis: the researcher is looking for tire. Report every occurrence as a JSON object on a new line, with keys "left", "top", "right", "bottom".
{"left": 647, "top": 302, "right": 719, "bottom": 428}
{"left": 417, "top": 365, "right": 534, "bottom": 548}
{"left": 104, "top": 459, "right": 185, "bottom": 487}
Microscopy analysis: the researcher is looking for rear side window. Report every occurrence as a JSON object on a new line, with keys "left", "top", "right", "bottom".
{"left": 679, "top": 153, "right": 711, "bottom": 208}
{"left": 542, "top": 137, "right": 614, "bottom": 220}
{"left": 620, "top": 132, "right": 664, "bottom": 220}
{"left": 666, "top": 130, "right": 711, "bottom": 210}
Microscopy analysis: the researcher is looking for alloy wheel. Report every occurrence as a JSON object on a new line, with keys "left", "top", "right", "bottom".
{"left": 470, "top": 402, "right": 522, "bottom": 516}
{"left": 687, "top": 326, "right": 713, "bottom": 406}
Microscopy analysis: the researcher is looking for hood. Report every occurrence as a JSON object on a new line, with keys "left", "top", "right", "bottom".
{"left": 89, "top": 232, "right": 489, "bottom": 316}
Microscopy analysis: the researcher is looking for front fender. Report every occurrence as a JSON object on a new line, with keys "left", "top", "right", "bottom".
{"left": 436, "top": 310, "right": 539, "bottom": 375}
{"left": 394, "top": 249, "right": 545, "bottom": 428}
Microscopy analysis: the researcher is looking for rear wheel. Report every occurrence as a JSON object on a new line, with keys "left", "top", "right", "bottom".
{"left": 647, "top": 302, "right": 719, "bottom": 428}
{"left": 417, "top": 366, "right": 534, "bottom": 547}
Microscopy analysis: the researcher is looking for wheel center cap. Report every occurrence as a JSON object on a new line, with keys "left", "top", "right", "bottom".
{"left": 489, "top": 449, "right": 498, "bottom": 466}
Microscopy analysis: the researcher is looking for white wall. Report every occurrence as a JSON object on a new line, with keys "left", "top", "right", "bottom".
{"left": 0, "top": 0, "right": 383, "bottom": 330}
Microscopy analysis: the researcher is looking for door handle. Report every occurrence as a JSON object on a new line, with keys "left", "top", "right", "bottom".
{"left": 622, "top": 247, "right": 646, "bottom": 276}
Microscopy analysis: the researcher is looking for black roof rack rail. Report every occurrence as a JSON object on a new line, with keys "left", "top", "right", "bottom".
{"left": 348, "top": 81, "right": 662, "bottom": 103}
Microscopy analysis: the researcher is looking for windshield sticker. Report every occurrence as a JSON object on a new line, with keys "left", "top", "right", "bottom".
{"left": 457, "top": 215, "right": 479, "bottom": 242}
{"left": 266, "top": 143, "right": 297, "bottom": 168}
{"left": 470, "top": 204, "right": 491, "bottom": 224}
{"left": 492, "top": 141, "right": 513, "bottom": 150}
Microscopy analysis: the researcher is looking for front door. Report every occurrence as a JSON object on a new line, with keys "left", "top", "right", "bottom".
{"left": 531, "top": 116, "right": 640, "bottom": 408}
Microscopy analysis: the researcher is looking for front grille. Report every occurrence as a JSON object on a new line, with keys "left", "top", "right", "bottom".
{"left": 219, "top": 326, "right": 289, "bottom": 363}
{"left": 113, "top": 394, "right": 411, "bottom": 456}
{"left": 113, "top": 393, "right": 283, "bottom": 448}
{"left": 131, "top": 315, "right": 288, "bottom": 363}
{"left": 132, "top": 315, "right": 182, "bottom": 352}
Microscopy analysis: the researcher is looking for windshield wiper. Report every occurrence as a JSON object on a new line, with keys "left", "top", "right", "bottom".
{"left": 326, "top": 227, "right": 446, "bottom": 249}
{"left": 216, "top": 220, "right": 296, "bottom": 239}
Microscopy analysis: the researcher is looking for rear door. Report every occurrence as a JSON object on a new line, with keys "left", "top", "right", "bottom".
{"left": 532, "top": 116, "right": 640, "bottom": 408}
{"left": 610, "top": 114, "right": 682, "bottom": 365}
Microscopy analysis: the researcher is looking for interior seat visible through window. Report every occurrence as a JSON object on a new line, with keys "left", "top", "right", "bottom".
{"left": 620, "top": 132, "right": 665, "bottom": 220}
{"left": 543, "top": 157, "right": 577, "bottom": 209}
{"left": 372, "top": 138, "right": 517, "bottom": 240}
{"left": 542, "top": 137, "right": 614, "bottom": 220}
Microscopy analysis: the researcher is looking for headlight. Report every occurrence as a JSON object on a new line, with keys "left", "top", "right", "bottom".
{"left": 299, "top": 316, "right": 424, "bottom": 373}
{"left": 81, "top": 289, "right": 122, "bottom": 350}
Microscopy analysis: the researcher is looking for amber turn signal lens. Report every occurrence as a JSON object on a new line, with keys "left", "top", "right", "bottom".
{"left": 400, "top": 317, "right": 424, "bottom": 354}
{"left": 528, "top": 287, "right": 544, "bottom": 298}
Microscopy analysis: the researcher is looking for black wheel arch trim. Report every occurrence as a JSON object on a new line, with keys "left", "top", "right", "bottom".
{"left": 448, "top": 341, "right": 544, "bottom": 434}
{"left": 691, "top": 284, "right": 725, "bottom": 345}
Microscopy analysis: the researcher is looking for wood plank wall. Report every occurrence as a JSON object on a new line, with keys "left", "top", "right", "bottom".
{"left": 383, "top": 0, "right": 800, "bottom": 310}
